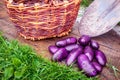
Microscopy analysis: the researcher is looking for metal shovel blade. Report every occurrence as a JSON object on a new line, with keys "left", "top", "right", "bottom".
{"left": 79, "top": 0, "right": 120, "bottom": 37}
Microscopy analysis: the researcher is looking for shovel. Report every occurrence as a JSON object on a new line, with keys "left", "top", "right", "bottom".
{"left": 79, "top": 0, "right": 120, "bottom": 37}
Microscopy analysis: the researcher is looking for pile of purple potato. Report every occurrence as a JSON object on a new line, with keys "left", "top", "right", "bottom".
{"left": 48, "top": 35, "right": 107, "bottom": 77}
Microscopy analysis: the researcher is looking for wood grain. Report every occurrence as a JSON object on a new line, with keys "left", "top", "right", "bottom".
{"left": 0, "top": 1, "right": 120, "bottom": 80}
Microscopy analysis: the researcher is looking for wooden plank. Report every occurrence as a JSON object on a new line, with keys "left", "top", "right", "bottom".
{"left": 0, "top": 1, "right": 120, "bottom": 80}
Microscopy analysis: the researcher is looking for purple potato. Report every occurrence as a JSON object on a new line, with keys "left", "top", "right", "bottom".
{"left": 56, "top": 37, "right": 77, "bottom": 47}
{"left": 95, "top": 50, "right": 107, "bottom": 66}
{"left": 90, "top": 40, "right": 99, "bottom": 50}
{"left": 56, "top": 39, "right": 67, "bottom": 47}
{"left": 84, "top": 46, "right": 94, "bottom": 61}
{"left": 78, "top": 54, "right": 97, "bottom": 77}
{"left": 92, "top": 62, "right": 103, "bottom": 73}
{"left": 65, "top": 44, "right": 80, "bottom": 52}
{"left": 48, "top": 45, "right": 59, "bottom": 54}
{"left": 66, "top": 37, "right": 77, "bottom": 45}
{"left": 78, "top": 35, "right": 91, "bottom": 46}
{"left": 66, "top": 47, "right": 83, "bottom": 66}
{"left": 52, "top": 48, "right": 68, "bottom": 61}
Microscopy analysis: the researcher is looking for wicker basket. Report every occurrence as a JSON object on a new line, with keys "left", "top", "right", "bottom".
{"left": 4, "top": 0, "right": 81, "bottom": 40}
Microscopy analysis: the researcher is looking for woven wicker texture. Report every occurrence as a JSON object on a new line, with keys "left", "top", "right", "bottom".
{"left": 5, "top": 0, "right": 81, "bottom": 40}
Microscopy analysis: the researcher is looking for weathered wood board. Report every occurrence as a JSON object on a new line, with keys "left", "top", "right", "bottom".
{"left": 0, "top": 1, "right": 120, "bottom": 80}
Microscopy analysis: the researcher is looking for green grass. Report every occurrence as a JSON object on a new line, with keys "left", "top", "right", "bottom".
{"left": 81, "top": 0, "right": 93, "bottom": 7}
{"left": 0, "top": 35, "right": 98, "bottom": 80}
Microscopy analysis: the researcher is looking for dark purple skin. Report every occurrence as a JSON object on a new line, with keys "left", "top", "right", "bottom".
{"left": 78, "top": 54, "right": 97, "bottom": 77}
{"left": 56, "top": 37, "right": 77, "bottom": 47}
{"left": 65, "top": 44, "right": 80, "bottom": 52}
{"left": 66, "top": 37, "right": 77, "bottom": 45}
{"left": 52, "top": 48, "right": 68, "bottom": 62}
{"left": 95, "top": 50, "right": 107, "bottom": 66}
{"left": 78, "top": 35, "right": 91, "bottom": 46}
{"left": 48, "top": 45, "right": 59, "bottom": 54}
{"left": 84, "top": 46, "right": 94, "bottom": 61}
{"left": 56, "top": 39, "right": 67, "bottom": 47}
{"left": 90, "top": 40, "right": 99, "bottom": 50}
{"left": 92, "top": 62, "right": 103, "bottom": 73}
{"left": 66, "top": 47, "right": 83, "bottom": 66}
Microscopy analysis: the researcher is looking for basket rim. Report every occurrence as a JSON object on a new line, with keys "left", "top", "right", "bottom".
{"left": 4, "top": 0, "right": 81, "bottom": 9}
